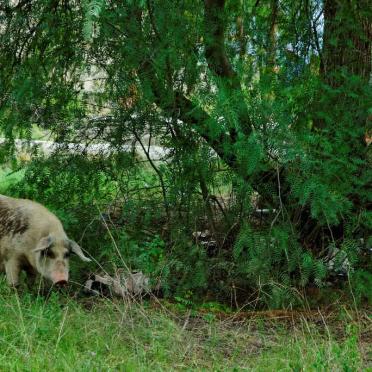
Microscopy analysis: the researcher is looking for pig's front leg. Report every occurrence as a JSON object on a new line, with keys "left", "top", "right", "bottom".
{"left": 5, "top": 259, "right": 20, "bottom": 287}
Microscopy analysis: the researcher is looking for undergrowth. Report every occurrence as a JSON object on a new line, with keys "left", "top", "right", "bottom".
{"left": 1, "top": 160, "right": 371, "bottom": 309}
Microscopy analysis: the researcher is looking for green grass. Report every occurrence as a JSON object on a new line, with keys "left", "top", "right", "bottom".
{"left": 0, "top": 279, "right": 370, "bottom": 371}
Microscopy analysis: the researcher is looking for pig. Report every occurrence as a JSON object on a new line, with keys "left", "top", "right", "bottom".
{"left": 0, "top": 194, "right": 91, "bottom": 287}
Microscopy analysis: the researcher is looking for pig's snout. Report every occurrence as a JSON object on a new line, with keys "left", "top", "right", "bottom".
{"left": 51, "top": 273, "right": 69, "bottom": 285}
{"left": 55, "top": 279, "right": 68, "bottom": 286}
{"left": 51, "top": 263, "right": 69, "bottom": 285}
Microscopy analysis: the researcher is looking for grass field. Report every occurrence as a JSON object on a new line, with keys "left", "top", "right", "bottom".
{"left": 0, "top": 279, "right": 370, "bottom": 371}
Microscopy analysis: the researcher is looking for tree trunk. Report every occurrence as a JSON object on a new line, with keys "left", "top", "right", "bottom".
{"left": 322, "top": 0, "right": 372, "bottom": 85}
{"left": 299, "top": 0, "right": 372, "bottom": 249}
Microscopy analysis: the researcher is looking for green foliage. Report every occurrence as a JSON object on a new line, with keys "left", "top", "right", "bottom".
{"left": 82, "top": 0, "right": 104, "bottom": 41}
{"left": 232, "top": 223, "right": 329, "bottom": 307}
{"left": 161, "top": 240, "right": 210, "bottom": 298}
{"left": 0, "top": 0, "right": 371, "bottom": 307}
{"left": 115, "top": 232, "right": 166, "bottom": 277}
{"left": 349, "top": 270, "right": 372, "bottom": 305}
{"left": 0, "top": 167, "right": 25, "bottom": 194}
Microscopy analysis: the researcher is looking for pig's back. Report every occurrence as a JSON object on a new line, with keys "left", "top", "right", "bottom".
{"left": 0, "top": 195, "right": 66, "bottom": 243}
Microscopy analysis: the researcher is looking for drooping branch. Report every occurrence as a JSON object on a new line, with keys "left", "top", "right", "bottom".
{"left": 135, "top": 60, "right": 238, "bottom": 168}
{"left": 174, "top": 92, "right": 237, "bottom": 168}
{"left": 135, "top": 2, "right": 259, "bottom": 177}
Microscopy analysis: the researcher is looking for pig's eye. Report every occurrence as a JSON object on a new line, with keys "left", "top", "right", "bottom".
{"left": 64, "top": 252, "right": 70, "bottom": 259}
{"left": 41, "top": 249, "right": 54, "bottom": 259}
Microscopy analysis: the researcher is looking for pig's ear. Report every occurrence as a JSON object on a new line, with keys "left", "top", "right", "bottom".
{"left": 33, "top": 235, "right": 54, "bottom": 252}
{"left": 68, "top": 240, "right": 91, "bottom": 262}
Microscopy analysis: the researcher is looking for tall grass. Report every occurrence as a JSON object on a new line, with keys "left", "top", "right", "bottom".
{"left": 0, "top": 277, "right": 370, "bottom": 371}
